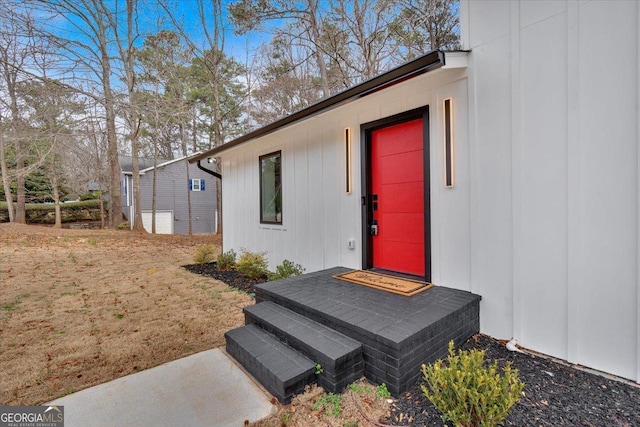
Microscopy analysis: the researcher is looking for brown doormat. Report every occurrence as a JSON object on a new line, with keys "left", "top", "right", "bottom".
{"left": 333, "top": 270, "right": 433, "bottom": 297}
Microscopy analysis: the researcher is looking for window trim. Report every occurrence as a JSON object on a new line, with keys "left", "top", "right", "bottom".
{"left": 259, "top": 150, "right": 283, "bottom": 225}
{"left": 191, "top": 178, "right": 202, "bottom": 192}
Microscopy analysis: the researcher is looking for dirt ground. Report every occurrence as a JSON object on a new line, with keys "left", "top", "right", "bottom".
{"left": 0, "top": 223, "right": 253, "bottom": 405}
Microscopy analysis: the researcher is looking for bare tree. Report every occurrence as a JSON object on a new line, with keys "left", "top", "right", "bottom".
{"left": 229, "top": 0, "right": 332, "bottom": 98}
{"left": 249, "top": 40, "right": 323, "bottom": 126}
{"left": 137, "top": 29, "right": 194, "bottom": 233}
{"left": 328, "top": 0, "right": 399, "bottom": 83}
{"left": 105, "top": 0, "right": 145, "bottom": 232}
{"left": 391, "top": 0, "right": 460, "bottom": 60}
{"left": 20, "top": 75, "right": 84, "bottom": 227}
{"left": 28, "top": 0, "right": 127, "bottom": 228}
{"left": 160, "top": 0, "right": 249, "bottom": 235}
{"left": 0, "top": 7, "right": 35, "bottom": 223}
{"left": 0, "top": 113, "right": 13, "bottom": 222}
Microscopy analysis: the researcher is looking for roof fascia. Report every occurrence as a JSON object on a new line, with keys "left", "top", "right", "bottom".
{"left": 190, "top": 50, "right": 445, "bottom": 162}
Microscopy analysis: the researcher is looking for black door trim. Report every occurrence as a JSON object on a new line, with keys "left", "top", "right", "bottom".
{"left": 360, "top": 106, "right": 431, "bottom": 282}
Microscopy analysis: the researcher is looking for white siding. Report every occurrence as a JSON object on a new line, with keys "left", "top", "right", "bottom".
{"left": 221, "top": 67, "right": 471, "bottom": 284}
{"left": 466, "top": 0, "right": 640, "bottom": 382}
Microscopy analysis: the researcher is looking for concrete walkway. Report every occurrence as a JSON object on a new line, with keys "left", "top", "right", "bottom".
{"left": 49, "top": 349, "right": 275, "bottom": 427}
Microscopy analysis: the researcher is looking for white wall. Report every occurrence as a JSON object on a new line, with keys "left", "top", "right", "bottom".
{"left": 221, "top": 65, "right": 471, "bottom": 284}
{"left": 463, "top": 0, "right": 640, "bottom": 382}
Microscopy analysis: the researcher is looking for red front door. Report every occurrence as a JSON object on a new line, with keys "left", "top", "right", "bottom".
{"left": 371, "top": 118, "right": 425, "bottom": 276}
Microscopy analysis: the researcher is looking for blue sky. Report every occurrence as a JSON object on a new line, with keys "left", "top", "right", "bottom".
{"left": 143, "top": 0, "right": 270, "bottom": 62}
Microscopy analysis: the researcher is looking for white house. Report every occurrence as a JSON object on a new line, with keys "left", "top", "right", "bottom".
{"left": 192, "top": 0, "right": 640, "bottom": 384}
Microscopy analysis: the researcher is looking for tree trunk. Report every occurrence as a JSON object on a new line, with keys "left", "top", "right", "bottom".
{"left": 99, "top": 193, "right": 105, "bottom": 229}
{"left": 95, "top": 5, "right": 123, "bottom": 229}
{"left": 14, "top": 140, "right": 25, "bottom": 223}
{"left": 102, "top": 65, "right": 122, "bottom": 227}
{"left": 308, "top": 0, "right": 330, "bottom": 97}
{"left": 151, "top": 137, "right": 158, "bottom": 234}
{"left": 180, "top": 123, "right": 192, "bottom": 235}
{"left": 51, "top": 154, "right": 62, "bottom": 229}
{"left": 0, "top": 128, "right": 15, "bottom": 223}
{"left": 105, "top": 98, "right": 122, "bottom": 228}
{"left": 124, "top": 0, "right": 145, "bottom": 233}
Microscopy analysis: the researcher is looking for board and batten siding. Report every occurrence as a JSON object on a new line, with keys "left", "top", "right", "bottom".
{"left": 462, "top": 0, "right": 640, "bottom": 382}
{"left": 221, "top": 66, "right": 471, "bottom": 281}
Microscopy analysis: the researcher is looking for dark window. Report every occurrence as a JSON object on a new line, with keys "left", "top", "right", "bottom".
{"left": 259, "top": 151, "right": 282, "bottom": 224}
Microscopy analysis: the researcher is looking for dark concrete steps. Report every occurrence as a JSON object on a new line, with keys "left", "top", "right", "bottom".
{"left": 253, "top": 267, "right": 481, "bottom": 397}
{"left": 226, "top": 267, "right": 481, "bottom": 400}
{"left": 225, "top": 324, "right": 316, "bottom": 404}
{"left": 244, "top": 301, "right": 363, "bottom": 393}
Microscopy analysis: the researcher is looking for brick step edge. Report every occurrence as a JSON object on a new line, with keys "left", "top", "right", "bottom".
{"left": 244, "top": 301, "right": 363, "bottom": 369}
{"left": 225, "top": 324, "right": 316, "bottom": 404}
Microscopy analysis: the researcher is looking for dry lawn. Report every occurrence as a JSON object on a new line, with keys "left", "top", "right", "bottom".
{"left": 0, "top": 223, "right": 253, "bottom": 405}
{"left": 0, "top": 223, "right": 393, "bottom": 426}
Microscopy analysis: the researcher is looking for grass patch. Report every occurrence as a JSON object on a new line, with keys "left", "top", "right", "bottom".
{"left": 314, "top": 392, "right": 342, "bottom": 416}
{"left": 2, "top": 302, "right": 19, "bottom": 311}
{"left": 2, "top": 294, "right": 29, "bottom": 312}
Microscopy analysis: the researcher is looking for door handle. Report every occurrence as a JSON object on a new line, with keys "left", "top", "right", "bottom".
{"left": 370, "top": 220, "right": 378, "bottom": 236}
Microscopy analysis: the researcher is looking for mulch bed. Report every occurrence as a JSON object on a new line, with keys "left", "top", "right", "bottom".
{"left": 385, "top": 334, "right": 640, "bottom": 427}
{"left": 182, "top": 262, "right": 267, "bottom": 293}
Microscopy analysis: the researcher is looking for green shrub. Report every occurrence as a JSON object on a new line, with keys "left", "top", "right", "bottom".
{"left": 216, "top": 249, "right": 237, "bottom": 271}
{"left": 193, "top": 245, "right": 217, "bottom": 264}
{"left": 267, "top": 259, "right": 305, "bottom": 281}
{"left": 421, "top": 341, "right": 524, "bottom": 427}
{"left": 236, "top": 249, "right": 269, "bottom": 279}
{"left": 79, "top": 191, "right": 101, "bottom": 201}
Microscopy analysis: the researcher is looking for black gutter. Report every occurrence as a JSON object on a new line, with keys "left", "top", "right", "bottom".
{"left": 197, "top": 160, "right": 222, "bottom": 180}
{"left": 189, "top": 50, "right": 445, "bottom": 162}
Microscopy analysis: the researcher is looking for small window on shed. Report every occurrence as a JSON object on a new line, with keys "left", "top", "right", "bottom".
{"left": 189, "top": 178, "right": 204, "bottom": 191}
{"left": 259, "top": 151, "right": 282, "bottom": 224}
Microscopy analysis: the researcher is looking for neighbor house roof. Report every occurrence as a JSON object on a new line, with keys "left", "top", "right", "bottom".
{"left": 120, "top": 153, "right": 204, "bottom": 175}
{"left": 190, "top": 50, "right": 451, "bottom": 162}
{"left": 138, "top": 153, "right": 203, "bottom": 174}
{"left": 119, "top": 156, "right": 170, "bottom": 174}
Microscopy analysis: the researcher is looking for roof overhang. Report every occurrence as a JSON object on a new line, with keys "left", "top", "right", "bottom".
{"left": 190, "top": 50, "right": 462, "bottom": 162}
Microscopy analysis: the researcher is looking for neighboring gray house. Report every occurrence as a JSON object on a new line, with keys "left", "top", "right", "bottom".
{"left": 120, "top": 156, "right": 161, "bottom": 221}
{"left": 121, "top": 154, "right": 218, "bottom": 234}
